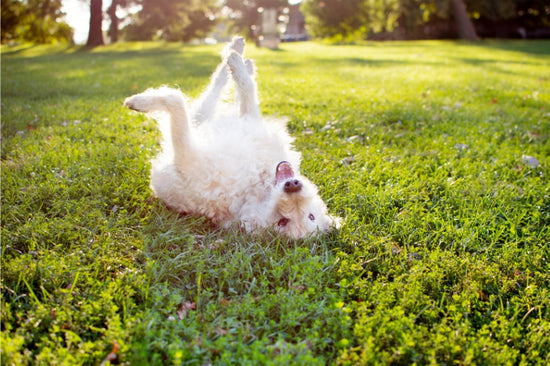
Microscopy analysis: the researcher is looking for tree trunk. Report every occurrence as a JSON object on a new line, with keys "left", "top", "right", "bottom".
{"left": 86, "top": 0, "right": 104, "bottom": 47}
{"left": 450, "top": 0, "right": 478, "bottom": 40}
{"left": 107, "top": 0, "right": 119, "bottom": 43}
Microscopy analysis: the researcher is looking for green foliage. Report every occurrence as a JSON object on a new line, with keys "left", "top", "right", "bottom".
{"left": 466, "top": 0, "right": 550, "bottom": 30}
{"left": 1, "top": 0, "right": 73, "bottom": 44}
{"left": 466, "top": 0, "right": 516, "bottom": 21}
{"left": 513, "top": 0, "right": 550, "bottom": 27}
{"left": 301, "top": 0, "right": 453, "bottom": 41}
{"left": 122, "top": 0, "right": 218, "bottom": 42}
{"left": 1, "top": 40, "right": 549, "bottom": 365}
{"left": 301, "top": 0, "right": 366, "bottom": 40}
{"left": 300, "top": 0, "right": 550, "bottom": 40}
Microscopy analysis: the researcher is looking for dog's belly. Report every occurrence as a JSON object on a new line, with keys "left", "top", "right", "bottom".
{"left": 150, "top": 155, "right": 273, "bottom": 226}
{"left": 149, "top": 115, "right": 300, "bottom": 228}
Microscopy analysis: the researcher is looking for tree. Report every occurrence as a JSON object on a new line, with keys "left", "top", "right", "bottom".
{"left": 107, "top": 0, "right": 136, "bottom": 43}
{"left": 466, "top": 0, "right": 550, "bottom": 38}
{"left": 301, "top": 0, "right": 366, "bottom": 40}
{"left": 450, "top": 0, "right": 478, "bottom": 39}
{"left": 301, "top": 0, "right": 414, "bottom": 41}
{"left": 123, "top": 0, "right": 218, "bottom": 42}
{"left": 514, "top": 0, "right": 550, "bottom": 28}
{"left": 86, "top": 0, "right": 104, "bottom": 46}
{"left": 1, "top": 0, "right": 24, "bottom": 42}
{"left": 300, "top": 0, "right": 483, "bottom": 40}
{"left": 1, "top": 0, "right": 73, "bottom": 43}
{"left": 107, "top": 0, "right": 120, "bottom": 43}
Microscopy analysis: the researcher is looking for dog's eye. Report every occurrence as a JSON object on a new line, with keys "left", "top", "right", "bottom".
{"left": 278, "top": 217, "right": 290, "bottom": 227}
{"left": 308, "top": 213, "right": 315, "bottom": 221}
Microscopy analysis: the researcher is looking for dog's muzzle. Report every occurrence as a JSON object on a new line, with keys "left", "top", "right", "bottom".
{"left": 283, "top": 179, "right": 302, "bottom": 193}
{"left": 276, "top": 161, "right": 302, "bottom": 193}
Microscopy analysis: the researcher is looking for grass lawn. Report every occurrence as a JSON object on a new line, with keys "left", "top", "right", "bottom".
{"left": 1, "top": 39, "right": 549, "bottom": 365}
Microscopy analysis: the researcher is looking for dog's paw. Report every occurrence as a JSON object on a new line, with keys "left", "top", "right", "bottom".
{"left": 231, "top": 36, "right": 245, "bottom": 55}
{"left": 124, "top": 95, "right": 143, "bottom": 112}
{"left": 227, "top": 50, "right": 245, "bottom": 71}
{"left": 124, "top": 94, "right": 152, "bottom": 112}
{"left": 223, "top": 36, "right": 245, "bottom": 58}
{"left": 125, "top": 87, "right": 185, "bottom": 114}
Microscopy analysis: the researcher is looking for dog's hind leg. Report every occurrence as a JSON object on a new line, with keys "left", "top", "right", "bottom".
{"left": 227, "top": 51, "right": 261, "bottom": 120}
{"left": 193, "top": 37, "right": 246, "bottom": 124}
{"left": 124, "top": 87, "right": 192, "bottom": 164}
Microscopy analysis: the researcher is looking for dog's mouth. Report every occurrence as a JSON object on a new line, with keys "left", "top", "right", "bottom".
{"left": 276, "top": 161, "right": 294, "bottom": 184}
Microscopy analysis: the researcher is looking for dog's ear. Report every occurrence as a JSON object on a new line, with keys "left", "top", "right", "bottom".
{"left": 329, "top": 215, "right": 343, "bottom": 230}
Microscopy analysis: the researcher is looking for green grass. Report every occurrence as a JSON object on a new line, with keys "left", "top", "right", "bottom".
{"left": 1, "top": 40, "right": 549, "bottom": 365}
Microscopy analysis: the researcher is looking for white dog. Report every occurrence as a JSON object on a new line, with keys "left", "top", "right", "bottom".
{"left": 124, "top": 37, "right": 339, "bottom": 238}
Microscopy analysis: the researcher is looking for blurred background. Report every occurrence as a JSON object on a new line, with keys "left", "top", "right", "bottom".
{"left": 1, "top": 0, "right": 549, "bottom": 46}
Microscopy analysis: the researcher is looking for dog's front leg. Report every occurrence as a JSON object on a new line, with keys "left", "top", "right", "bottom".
{"left": 193, "top": 37, "right": 246, "bottom": 124}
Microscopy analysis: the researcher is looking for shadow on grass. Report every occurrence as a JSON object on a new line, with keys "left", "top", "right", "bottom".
{"left": 1, "top": 44, "right": 38, "bottom": 56}
{"left": 357, "top": 39, "right": 550, "bottom": 56}
{"left": 271, "top": 39, "right": 549, "bottom": 80}
{"left": 474, "top": 39, "right": 550, "bottom": 56}
{"left": 1, "top": 43, "right": 81, "bottom": 57}
{"left": 1, "top": 43, "right": 222, "bottom": 110}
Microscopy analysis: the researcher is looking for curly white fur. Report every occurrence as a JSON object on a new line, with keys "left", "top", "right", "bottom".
{"left": 125, "top": 37, "right": 340, "bottom": 238}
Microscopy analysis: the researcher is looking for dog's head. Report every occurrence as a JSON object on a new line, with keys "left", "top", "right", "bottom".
{"left": 270, "top": 161, "right": 341, "bottom": 238}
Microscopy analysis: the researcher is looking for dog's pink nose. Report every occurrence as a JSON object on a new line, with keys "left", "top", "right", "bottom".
{"left": 284, "top": 179, "right": 302, "bottom": 193}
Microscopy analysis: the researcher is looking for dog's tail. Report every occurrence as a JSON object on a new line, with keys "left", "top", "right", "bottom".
{"left": 125, "top": 87, "right": 191, "bottom": 160}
